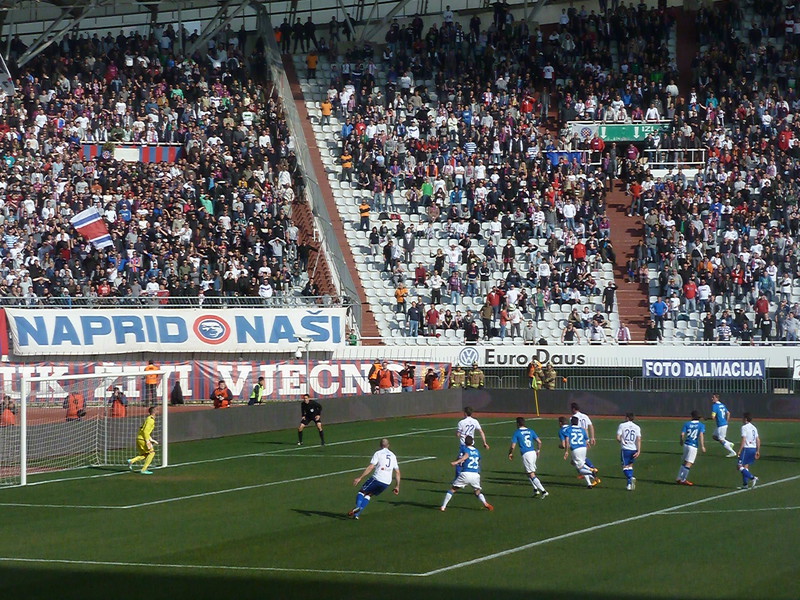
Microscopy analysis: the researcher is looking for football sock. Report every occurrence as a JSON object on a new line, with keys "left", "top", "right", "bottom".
{"left": 624, "top": 468, "right": 633, "bottom": 483}
{"left": 740, "top": 467, "right": 753, "bottom": 482}
{"left": 319, "top": 429, "right": 325, "bottom": 444}
{"left": 585, "top": 458, "right": 595, "bottom": 469}
{"left": 441, "top": 491, "right": 453, "bottom": 508}
{"left": 142, "top": 452, "right": 155, "bottom": 472}
{"left": 477, "top": 493, "right": 488, "bottom": 505}
{"left": 356, "top": 492, "right": 366, "bottom": 509}
{"left": 579, "top": 465, "right": 593, "bottom": 476}
{"left": 584, "top": 475, "right": 593, "bottom": 486}
{"left": 129, "top": 456, "right": 144, "bottom": 464}
{"left": 724, "top": 440, "right": 734, "bottom": 452}
{"left": 298, "top": 430, "right": 303, "bottom": 444}
{"left": 677, "top": 466, "right": 687, "bottom": 480}
{"left": 532, "top": 477, "right": 545, "bottom": 492}
{"left": 360, "top": 495, "right": 371, "bottom": 511}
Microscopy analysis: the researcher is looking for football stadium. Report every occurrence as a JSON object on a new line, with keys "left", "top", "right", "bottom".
{"left": 0, "top": 0, "right": 798, "bottom": 597}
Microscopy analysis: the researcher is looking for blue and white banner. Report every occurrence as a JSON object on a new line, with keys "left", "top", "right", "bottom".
{"left": 4, "top": 308, "right": 347, "bottom": 355}
{"left": 642, "top": 359, "right": 766, "bottom": 379}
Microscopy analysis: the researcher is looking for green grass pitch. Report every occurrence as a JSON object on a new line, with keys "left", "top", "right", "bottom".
{"left": 0, "top": 415, "right": 798, "bottom": 600}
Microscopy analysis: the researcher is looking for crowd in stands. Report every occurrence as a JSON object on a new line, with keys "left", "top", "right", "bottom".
{"left": 0, "top": 24, "right": 323, "bottom": 306}
{"left": 314, "top": 3, "right": 640, "bottom": 340}
{"left": 635, "top": 0, "right": 800, "bottom": 343}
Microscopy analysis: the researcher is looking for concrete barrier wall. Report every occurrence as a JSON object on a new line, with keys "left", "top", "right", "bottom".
{"left": 461, "top": 390, "right": 800, "bottom": 420}
{"left": 168, "top": 388, "right": 797, "bottom": 443}
{"left": 168, "top": 389, "right": 462, "bottom": 443}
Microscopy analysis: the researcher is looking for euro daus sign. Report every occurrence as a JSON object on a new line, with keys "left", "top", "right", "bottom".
{"left": 642, "top": 360, "right": 766, "bottom": 379}
{"left": 4, "top": 308, "right": 348, "bottom": 355}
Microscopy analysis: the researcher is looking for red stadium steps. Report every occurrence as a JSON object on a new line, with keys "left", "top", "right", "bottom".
{"left": 281, "top": 56, "right": 382, "bottom": 345}
{"left": 605, "top": 182, "right": 648, "bottom": 340}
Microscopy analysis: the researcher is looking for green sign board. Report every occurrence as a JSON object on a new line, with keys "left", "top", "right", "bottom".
{"left": 568, "top": 122, "right": 671, "bottom": 142}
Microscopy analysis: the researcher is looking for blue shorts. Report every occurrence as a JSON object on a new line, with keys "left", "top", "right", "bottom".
{"left": 621, "top": 449, "right": 637, "bottom": 467}
{"left": 738, "top": 448, "right": 757, "bottom": 467}
{"left": 360, "top": 477, "right": 389, "bottom": 497}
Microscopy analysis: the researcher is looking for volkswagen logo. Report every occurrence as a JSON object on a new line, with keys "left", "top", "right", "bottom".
{"left": 458, "top": 347, "right": 480, "bottom": 367}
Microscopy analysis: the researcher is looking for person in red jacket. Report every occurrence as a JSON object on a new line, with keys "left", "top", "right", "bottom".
{"left": 682, "top": 280, "right": 698, "bottom": 313}
{"left": 754, "top": 293, "right": 770, "bottom": 328}
{"left": 573, "top": 239, "right": 587, "bottom": 263}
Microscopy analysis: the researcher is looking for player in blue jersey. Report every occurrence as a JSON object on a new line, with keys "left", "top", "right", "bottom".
{"left": 616, "top": 413, "right": 642, "bottom": 491}
{"left": 508, "top": 417, "right": 548, "bottom": 498}
{"left": 707, "top": 393, "right": 737, "bottom": 457}
{"left": 737, "top": 413, "right": 760, "bottom": 489}
{"left": 348, "top": 438, "right": 401, "bottom": 519}
{"left": 677, "top": 410, "right": 706, "bottom": 485}
{"left": 560, "top": 416, "right": 600, "bottom": 488}
{"left": 454, "top": 407, "right": 489, "bottom": 479}
{"left": 441, "top": 435, "right": 494, "bottom": 512}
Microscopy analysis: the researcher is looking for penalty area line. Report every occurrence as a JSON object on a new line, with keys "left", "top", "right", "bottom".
{"left": 119, "top": 456, "right": 437, "bottom": 509}
{"left": 419, "top": 473, "right": 800, "bottom": 577}
{"left": 9, "top": 421, "right": 484, "bottom": 490}
{"left": 0, "top": 556, "right": 424, "bottom": 578}
{"left": 0, "top": 456, "right": 436, "bottom": 510}
{"left": 665, "top": 506, "right": 800, "bottom": 515}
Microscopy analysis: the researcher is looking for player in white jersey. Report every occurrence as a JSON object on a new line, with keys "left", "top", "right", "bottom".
{"left": 616, "top": 412, "right": 641, "bottom": 491}
{"left": 348, "top": 438, "right": 401, "bottom": 519}
{"left": 570, "top": 403, "right": 599, "bottom": 474}
{"left": 571, "top": 402, "right": 596, "bottom": 445}
{"left": 457, "top": 406, "right": 490, "bottom": 448}
{"left": 737, "top": 413, "right": 760, "bottom": 489}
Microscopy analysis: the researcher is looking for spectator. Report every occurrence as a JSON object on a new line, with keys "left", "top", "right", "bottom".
{"left": 561, "top": 322, "right": 581, "bottom": 345}
{"left": 211, "top": 381, "right": 233, "bottom": 409}
{"left": 644, "top": 319, "right": 663, "bottom": 343}
{"left": 522, "top": 320, "right": 537, "bottom": 344}
{"left": 650, "top": 296, "right": 668, "bottom": 334}
{"left": 616, "top": 322, "right": 632, "bottom": 344}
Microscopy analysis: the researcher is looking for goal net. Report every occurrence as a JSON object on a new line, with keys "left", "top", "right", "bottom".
{"left": 0, "top": 370, "right": 168, "bottom": 487}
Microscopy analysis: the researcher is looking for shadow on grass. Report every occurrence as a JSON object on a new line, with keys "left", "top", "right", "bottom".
{"left": 402, "top": 477, "right": 441, "bottom": 484}
{"left": 759, "top": 455, "right": 800, "bottom": 463}
{"left": 0, "top": 565, "right": 705, "bottom": 600}
{"left": 291, "top": 508, "right": 350, "bottom": 520}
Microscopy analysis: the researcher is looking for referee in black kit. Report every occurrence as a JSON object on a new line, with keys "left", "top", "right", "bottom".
{"left": 298, "top": 393, "right": 325, "bottom": 446}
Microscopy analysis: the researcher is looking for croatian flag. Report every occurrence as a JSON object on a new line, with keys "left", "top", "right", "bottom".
{"left": 70, "top": 207, "right": 114, "bottom": 249}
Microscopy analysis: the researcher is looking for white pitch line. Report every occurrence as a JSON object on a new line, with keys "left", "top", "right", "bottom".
{"left": 0, "top": 556, "right": 423, "bottom": 578}
{"left": 3, "top": 473, "right": 799, "bottom": 577}
{"left": 0, "top": 503, "right": 121, "bottom": 510}
{"left": 0, "top": 456, "right": 437, "bottom": 510}
{"left": 666, "top": 506, "right": 800, "bottom": 515}
{"left": 420, "top": 473, "right": 800, "bottom": 577}
{"left": 12, "top": 422, "right": 496, "bottom": 489}
{"left": 119, "top": 456, "right": 437, "bottom": 509}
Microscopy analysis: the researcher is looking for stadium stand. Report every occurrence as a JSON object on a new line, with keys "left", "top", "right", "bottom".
{"left": 289, "top": 4, "right": 698, "bottom": 345}
{"left": 0, "top": 26, "right": 333, "bottom": 307}
{"left": 627, "top": 0, "right": 800, "bottom": 343}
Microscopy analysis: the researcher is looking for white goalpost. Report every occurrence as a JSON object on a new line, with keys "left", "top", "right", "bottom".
{"left": 0, "top": 370, "right": 169, "bottom": 487}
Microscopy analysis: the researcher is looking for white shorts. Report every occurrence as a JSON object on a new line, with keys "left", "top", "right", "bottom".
{"left": 452, "top": 471, "right": 481, "bottom": 490}
{"left": 522, "top": 451, "right": 538, "bottom": 474}
{"left": 714, "top": 425, "right": 728, "bottom": 440}
{"left": 571, "top": 447, "right": 587, "bottom": 470}
{"left": 682, "top": 445, "right": 698, "bottom": 464}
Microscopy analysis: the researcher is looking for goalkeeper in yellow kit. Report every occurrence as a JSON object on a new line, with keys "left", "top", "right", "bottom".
{"left": 127, "top": 406, "right": 158, "bottom": 475}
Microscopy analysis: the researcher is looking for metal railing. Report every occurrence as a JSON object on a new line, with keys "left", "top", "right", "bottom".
{"left": 260, "top": 13, "right": 363, "bottom": 333}
{"left": 544, "top": 375, "right": 795, "bottom": 394}
{"left": 0, "top": 295, "right": 349, "bottom": 309}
